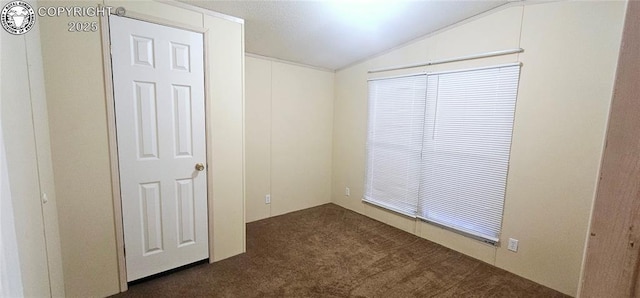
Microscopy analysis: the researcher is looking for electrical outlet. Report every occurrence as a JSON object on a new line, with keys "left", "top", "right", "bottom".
{"left": 507, "top": 238, "right": 519, "bottom": 252}
{"left": 265, "top": 194, "right": 271, "bottom": 204}
{"left": 345, "top": 187, "right": 350, "bottom": 197}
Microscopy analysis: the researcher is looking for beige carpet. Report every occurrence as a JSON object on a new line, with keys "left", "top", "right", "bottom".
{"left": 113, "top": 203, "right": 569, "bottom": 297}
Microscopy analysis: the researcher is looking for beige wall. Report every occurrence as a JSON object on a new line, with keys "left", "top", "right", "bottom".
{"left": 40, "top": 1, "right": 245, "bottom": 296}
{"left": 1, "top": 6, "right": 65, "bottom": 296}
{"left": 245, "top": 56, "right": 272, "bottom": 222}
{"left": 496, "top": 2, "right": 624, "bottom": 294}
{"left": 331, "top": 1, "right": 626, "bottom": 296}
{"left": 245, "top": 55, "right": 334, "bottom": 222}
{"left": 579, "top": 1, "right": 640, "bottom": 296}
{"left": 40, "top": 1, "right": 120, "bottom": 295}
{"left": 204, "top": 13, "right": 246, "bottom": 262}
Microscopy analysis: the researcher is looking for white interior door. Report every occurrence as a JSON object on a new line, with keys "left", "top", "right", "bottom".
{"left": 109, "top": 16, "right": 208, "bottom": 282}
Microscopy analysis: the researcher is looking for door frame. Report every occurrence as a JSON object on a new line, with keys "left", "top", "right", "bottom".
{"left": 100, "top": 10, "right": 214, "bottom": 292}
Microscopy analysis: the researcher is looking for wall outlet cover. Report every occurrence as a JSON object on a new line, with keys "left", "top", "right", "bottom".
{"left": 507, "top": 238, "right": 519, "bottom": 252}
{"left": 265, "top": 194, "right": 271, "bottom": 204}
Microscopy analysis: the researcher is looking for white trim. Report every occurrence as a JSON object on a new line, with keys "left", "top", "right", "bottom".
{"left": 118, "top": 11, "right": 206, "bottom": 34}
{"left": 245, "top": 53, "right": 335, "bottom": 73}
{"left": 363, "top": 198, "right": 417, "bottom": 219}
{"left": 426, "top": 62, "right": 522, "bottom": 76}
{"left": 368, "top": 49, "right": 523, "bottom": 73}
{"left": 368, "top": 63, "right": 522, "bottom": 82}
{"left": 203, "top": 25, "right": 216, "bottom": 265}
{"left": 157, "top": 0, "right": 245, "bottom": 24}
{"left": 417, "top": 216, "right": 499, "bottom": 245}
{"left": 367, "top": 73, "right": 426, "bottom": 82}
{"left": 240, "top": 23, "right": 247, "bottom": 253}
{"left": 99, "top": 12, "right": 128, "bottom": 292}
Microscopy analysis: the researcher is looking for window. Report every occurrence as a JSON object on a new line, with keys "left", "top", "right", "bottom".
{"left": 364, "top": 63, "right": 521, "bottom": 244}
{"left": 365, "top": 74, "right": 426, "bottom": 216}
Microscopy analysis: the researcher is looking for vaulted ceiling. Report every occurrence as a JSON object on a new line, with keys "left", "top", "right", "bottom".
{"left": 184, "top": 1, "right": 509, "bottom": 70}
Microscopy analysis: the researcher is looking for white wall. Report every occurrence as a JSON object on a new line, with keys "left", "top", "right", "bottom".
{"left": 1, "top": 7, "right": 65, "bottom": 296}
{"left": 245, "top": 56, "right": 334, "bottom": 222}
{"left": 331, "top": 2, "right": 626, "bottom": 296}
{"left": 39, "top": 1, "right": 245, "bottom": 296}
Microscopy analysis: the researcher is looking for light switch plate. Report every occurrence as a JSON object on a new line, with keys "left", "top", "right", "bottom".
{"left": 507, "top": 238, "right": 519, "bottom": 252}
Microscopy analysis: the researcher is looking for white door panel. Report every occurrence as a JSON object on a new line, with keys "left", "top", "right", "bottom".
{"left": 109, "top": 16, "right": 208, "bottom": 281}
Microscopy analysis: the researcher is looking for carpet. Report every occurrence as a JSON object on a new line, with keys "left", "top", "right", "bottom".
{"left": 113, "top": 203, "right": 569, "bottom": 297}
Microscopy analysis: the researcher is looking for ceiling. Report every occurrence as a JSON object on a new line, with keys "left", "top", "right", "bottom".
{"left": 184, "top": 1, "right": 509, "bottom": 70}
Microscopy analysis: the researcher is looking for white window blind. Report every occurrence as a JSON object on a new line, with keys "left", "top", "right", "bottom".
{"left": 418, "top": 64, "right": 521, "bottom": 243}
{"left": 364, "top": 74, "right": 427, "bottom": 217}
{"left": 364, "top": 63, "right": 521, "bottom": 244}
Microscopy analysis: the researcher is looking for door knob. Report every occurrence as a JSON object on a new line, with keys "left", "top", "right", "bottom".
{"left": 195, "top": 163, "right": 205, "bottom": 171}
